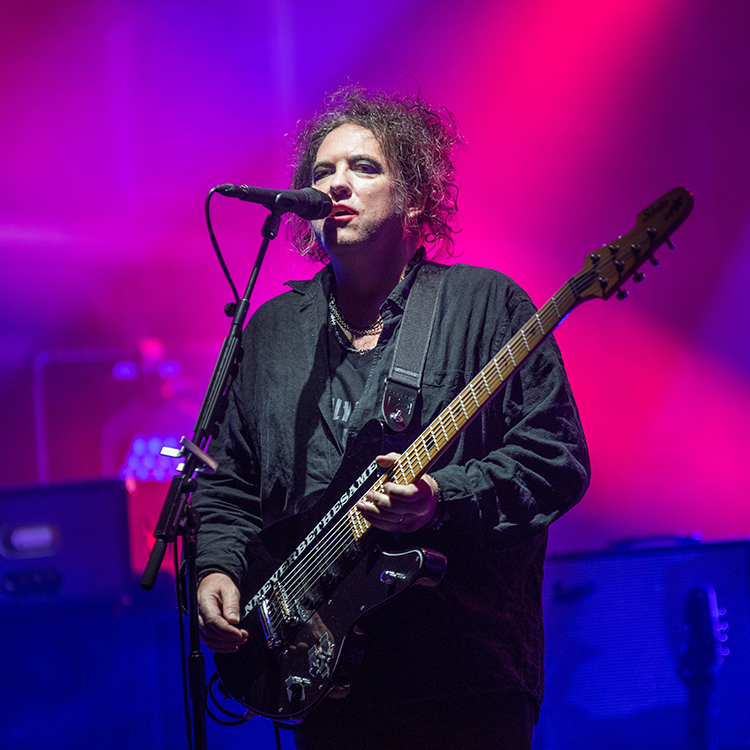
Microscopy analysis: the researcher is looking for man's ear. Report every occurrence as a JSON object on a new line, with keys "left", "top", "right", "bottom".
{"left": 406, "top": 193, "right": 427, "bottom": 220}
{"left": 405, "top": 195, "right": 426, "bottom": 234}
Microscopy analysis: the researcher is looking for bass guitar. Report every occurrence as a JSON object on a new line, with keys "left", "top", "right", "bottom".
{"left": 213, "top": 186, "right": 694, "bottom": 720}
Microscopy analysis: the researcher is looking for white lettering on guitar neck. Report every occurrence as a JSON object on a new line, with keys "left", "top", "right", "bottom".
{"left": 245, "top": 459, "right": 379, "bottom": 615}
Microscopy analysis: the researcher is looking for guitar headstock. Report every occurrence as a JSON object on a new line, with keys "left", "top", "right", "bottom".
{"left": 573, "top": 187, "right": 694, "bottom": 302}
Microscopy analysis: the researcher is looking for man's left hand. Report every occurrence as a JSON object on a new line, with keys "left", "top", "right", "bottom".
{"left": 355, "top": 452, "right": 439, "bottom": 532}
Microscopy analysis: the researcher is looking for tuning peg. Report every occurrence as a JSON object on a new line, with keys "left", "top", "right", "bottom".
{"left": 649, "top": 257, "right": 660, "bottom": 267}
{"left": 666, "top": 238, "right": 676, "bottom": 250}
{"left": 590, "top": 252, "right": 601, "bottom": 264}
{"left": 633, "top": 272, "right": 645, "bottom": 283}
{"left": 616, "top": 290, "right": 628, "bottom": 300}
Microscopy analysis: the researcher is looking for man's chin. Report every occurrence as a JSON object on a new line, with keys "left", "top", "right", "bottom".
{"left": 318, "top": 232, "right": 365, "bottom": 255}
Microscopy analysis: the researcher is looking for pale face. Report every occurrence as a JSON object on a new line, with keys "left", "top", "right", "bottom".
{"left": 310, "top": 123, "right": 406, "bottom": 259}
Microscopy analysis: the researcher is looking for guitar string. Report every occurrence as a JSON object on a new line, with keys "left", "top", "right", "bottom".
{"left": 262, "top": 288, "right": 576, "bottom": 626}
{"left": 268, "top": 479, "right": 383, "bottom": 614}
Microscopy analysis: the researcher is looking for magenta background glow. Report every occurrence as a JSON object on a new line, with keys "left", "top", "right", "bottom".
{"left": 2, "top": 0, "right": 748, "bottom": 555}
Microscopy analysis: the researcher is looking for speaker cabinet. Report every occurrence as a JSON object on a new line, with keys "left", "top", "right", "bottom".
{"left": 536, "top": 541, "right": 750, "bottom": 749}
{"left": 0, "top": 479, "right": 132, "bottom": 607}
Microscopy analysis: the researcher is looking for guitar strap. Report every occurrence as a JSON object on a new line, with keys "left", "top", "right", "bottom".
{"left": 382, "top": 261, "right": 446, "bottom": 432}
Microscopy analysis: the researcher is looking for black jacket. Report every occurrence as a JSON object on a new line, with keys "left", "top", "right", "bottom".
{"left": 192, "top": 259, "right": 590, "bottom": 707}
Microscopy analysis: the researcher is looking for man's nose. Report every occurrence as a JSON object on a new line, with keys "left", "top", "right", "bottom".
{"left": 328, "top": 167, "right": 352, "bottom": 199}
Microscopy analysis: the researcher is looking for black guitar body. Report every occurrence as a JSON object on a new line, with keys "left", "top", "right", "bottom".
{"left": 213, "top": 419, "right": 447, "bottom": 720}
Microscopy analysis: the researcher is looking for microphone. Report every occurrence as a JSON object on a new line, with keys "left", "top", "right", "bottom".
{"left": 215, "top": 184, "right": 332, "bottom": 220}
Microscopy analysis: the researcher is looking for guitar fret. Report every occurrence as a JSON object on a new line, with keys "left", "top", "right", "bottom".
{"left": 492, "top": 357, "right": 504, "bottom": 385}
{"left": 480, "top": 369, "right": 492, "bottom": 396}
{"left": 413, "top": 445, "right": 424, "bottom": 472}
{"left": 499, "top": 350, "right": 510, "bottom": 375}
{"left": 459, "top": 393, "right": 472, "bottom": 419}
{"left": 414, "top": 443, "right": 426, "bottom": 469}
{"left": 469, "top": 384, "right": 481, "bottom": 410}
{"left": 550, "top": 295, "right": 561, "bottom": 319}
{"left": 416, "top": 437, "right": 428, "bottom": 465}
{"left": 506, "top": 345, "right": 517, "bottom": 368}
{"left": 535, "top": 312, "right": 546, "bottom": 336}
{"left": 423, "top": 432, "right": 437, "bottom": 459}
{"left": 396, "top": 457, "right": 408, "bottom": 483}
{"left": 438, "top": 415, "right": 451, "bottom": 446}
{"left": 519, "top": 326, "right": 532, "bottom": 352}
{"left": 403, "top": 450, "right": 417, "bottom": 481}
{"left": 393, "top": 465, "right": 407, "bottom": 485}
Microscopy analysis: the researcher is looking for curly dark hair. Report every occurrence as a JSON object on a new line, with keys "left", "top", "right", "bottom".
{"left": 287, "top": 86, "right": 464, "bottom": 262}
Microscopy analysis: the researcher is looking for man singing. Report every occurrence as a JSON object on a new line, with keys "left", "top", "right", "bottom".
{"left": 193, "top": 87, "right": 590, "bottom": 749}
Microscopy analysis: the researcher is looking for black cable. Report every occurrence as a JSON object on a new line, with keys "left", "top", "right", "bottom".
{"left": 205, "top": 187, "right": 240, "bottom": 304}
{"left": 205, "top": 672, "right": 253, "bottom": 726}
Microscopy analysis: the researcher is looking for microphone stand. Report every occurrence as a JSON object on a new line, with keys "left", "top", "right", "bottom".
{"left": 141, "top": 208, "right": 284, "bottom": 750}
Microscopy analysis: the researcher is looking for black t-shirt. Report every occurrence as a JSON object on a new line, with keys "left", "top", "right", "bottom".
{"left": 328, "top": 326, "right": 377, "bottom": 449}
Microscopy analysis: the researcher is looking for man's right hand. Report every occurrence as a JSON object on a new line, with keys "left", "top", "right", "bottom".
{"left": 197, "top": 572, "right": 249, "bottom": 652}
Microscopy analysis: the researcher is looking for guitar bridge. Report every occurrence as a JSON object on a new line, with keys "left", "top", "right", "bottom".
{"left": 275, "top": 581, "right": 304, "bottom": 626}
